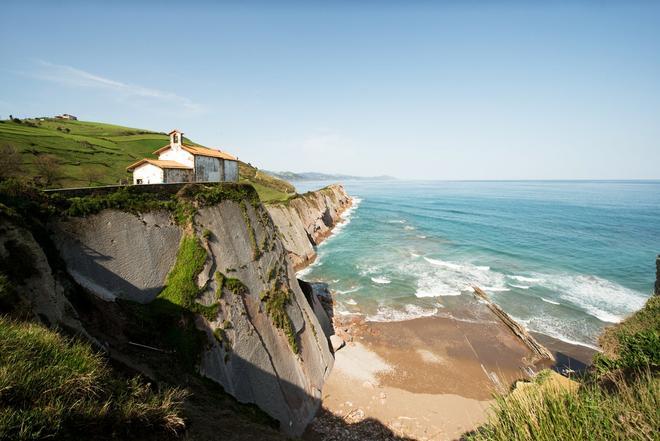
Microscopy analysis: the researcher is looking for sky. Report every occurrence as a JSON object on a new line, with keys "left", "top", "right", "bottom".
{"left": 1, "top": 1, "right": 659, "bottom": 180}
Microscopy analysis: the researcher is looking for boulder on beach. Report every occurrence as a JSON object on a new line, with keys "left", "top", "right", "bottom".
{"left": 330, "top": 334, "right": 345, "bottom": 352}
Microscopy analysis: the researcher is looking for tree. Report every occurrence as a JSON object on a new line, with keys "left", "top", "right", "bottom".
{"left": 33, "top": 154, "right": 63, "bottom": 187}
{"left": 82, "top": 167, "right": 103, "bottom": 187}
{"left": 0, "top": 144, "right": 23, "bottom": 180}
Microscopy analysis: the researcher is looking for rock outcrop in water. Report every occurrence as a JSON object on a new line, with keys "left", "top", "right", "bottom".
{"left": 472, "top": 286, "right": 555, "bottom": 363}
{"left": 267, "top": 185, "right": 352, "bottom": 271}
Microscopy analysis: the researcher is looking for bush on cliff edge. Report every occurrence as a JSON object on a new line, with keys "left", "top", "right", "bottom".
{"left": 467, "top": 294, "right": 660, "bottom": 441}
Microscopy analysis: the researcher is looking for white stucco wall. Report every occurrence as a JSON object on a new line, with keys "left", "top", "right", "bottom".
{"left": 133, "top": 163, "right": 164, "bottom": 185}
{"left": 159, "top": 147, "right": 194, "bottom": 167}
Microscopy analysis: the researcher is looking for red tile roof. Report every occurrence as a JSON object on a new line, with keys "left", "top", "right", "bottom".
{"left": 152, "top": 143, "right": 238, "bottom": 161}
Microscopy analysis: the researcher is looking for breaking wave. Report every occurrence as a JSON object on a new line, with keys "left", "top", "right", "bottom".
{"left": 543, "top": 273, "right": 646, "bottom": 324}
{"left": 319, "top": 197, "right": 362, "bottom": 245}
{"left": 367, "top": 304, "right": 439, "bottom": 322}
{"left": 371, "top": 276, "right": 391, "bottom": 284}
{"left": 508, "top": 275, "right": 542, "bottom": 283}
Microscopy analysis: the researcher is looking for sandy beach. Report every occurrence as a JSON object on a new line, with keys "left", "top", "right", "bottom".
{"left": 305, "top": 298, "right": 596, "bottom": 441}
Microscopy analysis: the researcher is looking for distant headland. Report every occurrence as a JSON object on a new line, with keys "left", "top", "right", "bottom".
{"left": 265, "top": 170, "right": 396, "bottom": 182}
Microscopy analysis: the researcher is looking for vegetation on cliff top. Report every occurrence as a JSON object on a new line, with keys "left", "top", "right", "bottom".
{"left": 0, "top": 179, "right": 260, "bottom": 224}
{"left": 596, "top": 294, "right": 660, "bottom": 373}
{"left": 238, "top": 161, "right": 295, "bottom": 203}
{"left": 467, "top": 294, "right": 660, "bottom": 441}
{"left": 0, "top": 317, "right": 186, "bottom": 441}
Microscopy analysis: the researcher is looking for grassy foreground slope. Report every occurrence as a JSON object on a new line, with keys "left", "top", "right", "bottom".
{"left": 0, "top": 316, "right": 186, "bottom": 441}
{"left": 0, "top": 118, "right": 295, "bottom": 201}
{"left": 467, "top": 295, "right": 659, "bottom": 441}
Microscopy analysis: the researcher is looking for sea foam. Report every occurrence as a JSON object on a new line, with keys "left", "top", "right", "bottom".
{"left": 367, "top": 304, "right": 439, "bottom": 322}
{"left": 371, "top": 276, "right": 391, "bottom": 284}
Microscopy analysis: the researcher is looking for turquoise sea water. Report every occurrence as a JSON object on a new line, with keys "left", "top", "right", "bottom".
{"left": 295, "top": 180, "right": 660, "bottom": 348}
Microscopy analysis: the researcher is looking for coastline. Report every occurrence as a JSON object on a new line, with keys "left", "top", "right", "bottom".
{"left": 296, "top": 187, "right": 598, "bottom": 440}
{"left": 305, "top": 313, "right": 595, "bottom": 441}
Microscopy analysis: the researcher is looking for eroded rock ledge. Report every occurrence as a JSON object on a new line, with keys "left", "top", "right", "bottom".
{"left": 267, "top": 184, "right": 352, "bottom": 271}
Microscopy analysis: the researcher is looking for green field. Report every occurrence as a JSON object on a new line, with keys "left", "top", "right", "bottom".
{"left": 0, "top": 118, "right": 295, "bottom": 202}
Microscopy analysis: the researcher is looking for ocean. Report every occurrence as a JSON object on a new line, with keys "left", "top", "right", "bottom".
{"left": 295, "top": 180, "right": 660, "bottom": 349}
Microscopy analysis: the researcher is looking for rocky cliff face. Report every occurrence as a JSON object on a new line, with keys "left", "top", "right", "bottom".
{"left": 0, "top": 217, "right": 88, "bottom": 338}
{"left": 655, "top": 255, "right": 660, "bottom": 296}
{"left": 44, "top": 187, "right": 347, "bottom": 436}
{"left": 52, "top": 210, "right": 181, "bottom": 303}
{"left": 267, "top": 185, "right": 351, "bottom": 271}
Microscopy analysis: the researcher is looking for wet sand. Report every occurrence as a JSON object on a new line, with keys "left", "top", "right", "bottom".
{"left": 306, "top": 301, "right": 595, "bottom": 440}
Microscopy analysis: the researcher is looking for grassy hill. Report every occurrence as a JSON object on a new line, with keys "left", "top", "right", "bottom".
{"left": 0, "top": 118, "right": 295, "bottom": 202}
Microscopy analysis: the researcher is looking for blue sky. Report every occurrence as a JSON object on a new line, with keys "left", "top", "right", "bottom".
{"left": 2, "top": 1, "right": 659, "bottom": 179}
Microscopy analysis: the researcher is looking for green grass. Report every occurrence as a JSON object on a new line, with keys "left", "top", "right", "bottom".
{"left": 157, "top": 234, "right": 219, "bottom": 321}
{"left": 238, "top": 162, "right": 295, "bottom": 196}
{"left": 597, "top": 295, "right": 660, "bottom": 372}
{"left": 261, "top": 287, "right": 298, "bottom": 354}
{"left": 224, "top": 276, "right": 249, "bottom": 297}
{"left": 214, "top": 271, "right": 225, "bottom": 300}
{"left": 0, "top": 119, "right": 170, "bottom": 187}
{"left": 119, "top": 234, "right": 218, "bottom": 372}
{"left": 241, "top": 179, "right": 295, "bottom": 203}
{"left": 0, "top": 118, "right": 296, "bottom": 202}
{"left": 158, "top": 236, "right": 208, "bottom": 309}
{"left": 468, "top": 370, "right": 658, "bottom": 441}
{"left": 467, "top": 294, "right": 660, "bottom": 441}
{"left": 0, "top": 317, "right": 186, "bottom": 441}
{"left": 0, "top": 178, "right": 257, "bottom": 219}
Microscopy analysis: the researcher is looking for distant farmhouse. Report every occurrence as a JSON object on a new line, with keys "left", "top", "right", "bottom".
{"left": 127, "top": 129, "right": 239, "bottom": 185}
{"left": 54, "top": 113, "right": 78, "bottom": 120}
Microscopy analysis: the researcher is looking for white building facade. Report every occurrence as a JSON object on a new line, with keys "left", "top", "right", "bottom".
{"left": 127, "top": 130, "right": 239, "bottom": 185}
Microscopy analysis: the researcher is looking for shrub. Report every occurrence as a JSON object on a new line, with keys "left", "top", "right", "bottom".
{"left": 225, "top": 276, "right": 249, "bottom": 297}
{"left": 467, "top": 370, "right": 659, "bottom": 441}
{"left": 214, "top": 271, "right": 225, "bottom": 299}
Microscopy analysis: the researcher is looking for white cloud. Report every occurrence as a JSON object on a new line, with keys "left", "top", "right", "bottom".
{"left": 30, "top": 60, "right": 202, "bottom": 113}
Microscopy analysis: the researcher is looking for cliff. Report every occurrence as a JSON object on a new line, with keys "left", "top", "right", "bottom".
{"left": 653, "top": 255, "right": 660, "bottom": 296}
{"left": 0, "top": 182, "right": 349, "bottom": 438}
{"left": 267, "top": 184, "right": 352, "bottom": 270}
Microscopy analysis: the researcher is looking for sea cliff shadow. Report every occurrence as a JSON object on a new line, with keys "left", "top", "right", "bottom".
{"left": 73, "top": 283, "right": 410, "bottom": 441}
{"left": 303, "top": 409, "right": 417, "bottom": 441}
{"left": 298, "top": 279, "right": 336, "bottom": 334}
{"left": 532, "top": 332, "right": 596, "bottom": 376}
